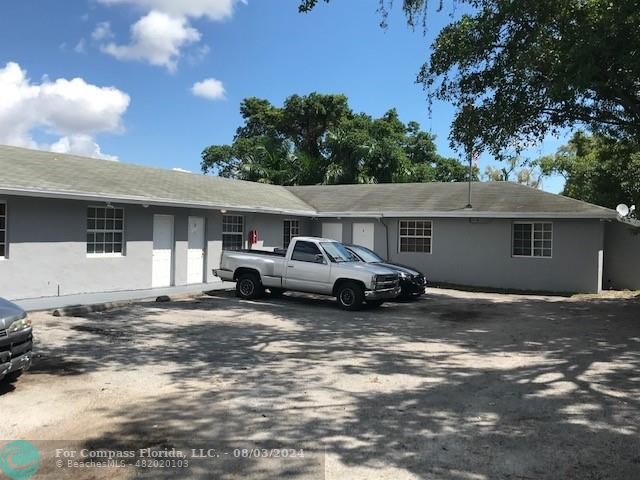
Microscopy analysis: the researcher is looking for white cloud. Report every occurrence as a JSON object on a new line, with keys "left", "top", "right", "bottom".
{"left": 51, "top": 134, "right": 119, "bottom": 161}
{"left": 191, "top": 78, "right": 225, "bottom": 100}
{"left": 171, "top": 167, "right": 192, "bottom": 173}
{"left": 96, "top": 0, "right": 245, "bottom": 71}
{"left": 74, "top": 39, "right": 87, "bottom": 54}
{"left": 97, "top": 0, "right": 242, "bottom": 21}
{"left": 0, "top": 62, "right": 130, "bottom": 160}
{"left": 92, "top": 21, "right": 114, "bottom": 41}
{"left": 101, "top": 11, "right": 200, "bottom": 72}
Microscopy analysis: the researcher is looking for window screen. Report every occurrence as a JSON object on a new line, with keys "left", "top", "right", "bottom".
{"left": 513, "top": 222, "right": 552, "bottom": 257}
{"left": 399, "top": 220, "right": 432, "bottom": 253}
{"left": 87, "top": 206, "right": 124, "bottom": 255}
{"left": 222, "top": 215, "right": 244, "bottom": 251}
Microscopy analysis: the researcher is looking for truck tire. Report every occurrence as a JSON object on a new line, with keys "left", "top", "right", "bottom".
{"left": 236, "top": 273, "right": 264, "bottom": 300}
{"left": 336, "top": 281, "right": 365, "bottom": 311}
{"left": 3, "top": 371, "right": 23, "bottom": 383}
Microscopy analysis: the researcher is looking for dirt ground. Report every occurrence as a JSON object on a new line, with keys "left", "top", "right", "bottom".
{"left": 2, "top": 288, "right": 640, "bottom": 479}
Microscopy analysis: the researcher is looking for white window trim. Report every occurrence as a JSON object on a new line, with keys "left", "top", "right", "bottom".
{"left": 222, "top": 214, "right": 244, "bottom": 250}
{"left": 87, "top": 253, "right": 125, "bottom": 259}
{"left": 87, "top": 205, "right": 125, "bottom": 258}
{"left": 0, "top": 199, "right": 6, "bottom": 260}
{"left": 283, "top": 219, "right": 300, "bottom": 248}
{"left": 398, "top": 219, "right": 433, "bottom": 254}
{"left": 511, "top": 221, "right": 553, "bottom": 259}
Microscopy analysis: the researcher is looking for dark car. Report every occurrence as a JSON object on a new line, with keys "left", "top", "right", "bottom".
{"left": 0, "top": 298, "right": 33, "bottom": 384}
{"left": 345, "top": 244, "right": 427, "bottom": 298}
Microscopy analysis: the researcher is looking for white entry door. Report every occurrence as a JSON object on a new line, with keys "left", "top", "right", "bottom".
{"left": 187, "top": 216, "right": 205, "bottom": 284}
{"left": 152, "top": 215, "right": 174, "bottom": 288}
{"left": 322, "top": 223, "right": 343, "bottom": 242}
{"left": 352, "top": 223, "right": 375, "bottom": 250}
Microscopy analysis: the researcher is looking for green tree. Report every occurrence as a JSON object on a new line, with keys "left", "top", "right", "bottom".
{"left": 484, "top": 157, "right": 543, "bottom": 188}
{"left": 536, "top": 132, "right": 640, "bottom": 213}
{"left": 299, "top": 1, "right": 640, "bottom": 158}
{"left": 202, "top": 93, "right": 475, "bottom": 185}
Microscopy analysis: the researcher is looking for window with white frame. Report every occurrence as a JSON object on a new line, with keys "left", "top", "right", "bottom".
{"left": 0, "top": 202, "right": 6, "bottom": 258}
{"left": 87, "top": 206, "right": 125, "bottom": 255}
{"left": 283, "top": 219, "right": 300, "bottom": 248}
{"left": 512, "top": 222, "right": 552, "bottom": 257}
{"left": 222, "top": 215, "right": 244, "bottom": 251}
{"left": 399, "top": 220, "right": 432, "bottom": 253}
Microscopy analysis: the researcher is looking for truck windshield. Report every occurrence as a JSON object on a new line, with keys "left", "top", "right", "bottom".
{"left": 320, "top": 242, "right": 358, "bottom": 263}
{"left": 347, "top": 245, "right": 383, "bottom": 263}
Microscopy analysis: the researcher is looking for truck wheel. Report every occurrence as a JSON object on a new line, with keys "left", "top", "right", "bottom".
{"left": 336, "top": 282, "right": 364, "bottom": 311}
{"left": 236, "top": 273, "right": 264, "bottom": 300}
{"left": 269, "top": 288, "right": 286, "bottom": 298}
{"left": 4, "top": 371, "right": 23, "bottom": 383}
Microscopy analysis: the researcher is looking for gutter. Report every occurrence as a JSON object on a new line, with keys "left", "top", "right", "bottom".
{"left": 312, "top": 210, "right": 618, "bottom": 220}
{"left": 616, "top": 217, "right": 640, "bottom": 228}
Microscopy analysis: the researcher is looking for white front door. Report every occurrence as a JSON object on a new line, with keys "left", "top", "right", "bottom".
{"left": 152, "top": 215, "right": 174, "bottom": 288}
{"left": 322, "top": 223, "right": 343, "bottom": 242}
{"left": 187, "top": 216, "right": 205, "bottom": 284}
{"left": 352, "top": 222, "right": 375, "bottom": 250}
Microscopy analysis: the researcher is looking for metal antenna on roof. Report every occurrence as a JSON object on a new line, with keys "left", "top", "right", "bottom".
{"left": 465, "top": 148, "right": 474, "bottom": 209}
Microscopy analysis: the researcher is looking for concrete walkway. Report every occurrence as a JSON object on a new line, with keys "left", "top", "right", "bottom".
{"left": 14, "top": 281, "right": 235, "bottom": 312}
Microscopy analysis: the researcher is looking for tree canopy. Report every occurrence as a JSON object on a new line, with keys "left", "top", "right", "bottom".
{"left": 201, "top": 93, "right": 476, "bottom": 185}
{"left": 536, "top": 133, "right": 640, "bottom": 215}
{"left": 484, "top": 156, "right": 542, "bottom": 189}
{"left": 299, "top": 1, "right": 640, "bottom": 158}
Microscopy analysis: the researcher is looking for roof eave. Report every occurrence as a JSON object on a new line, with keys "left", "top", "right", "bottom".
{"left": 0, "top": 187, "right": 317, "bottom": 217}
{"left": 313, "top": 210, "right": 617, "bottom": 219}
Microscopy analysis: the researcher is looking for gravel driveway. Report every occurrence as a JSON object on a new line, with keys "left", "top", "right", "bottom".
{"left": 2, "top": 288, "right": 640, "bottom": 479}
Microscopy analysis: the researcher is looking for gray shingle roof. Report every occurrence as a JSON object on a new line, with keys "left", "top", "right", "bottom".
{"left": 288, "top": 182, "right": 617, "bottom": 218}
{"left": 0, "top": 145, "right": 616, "bottom": 219}
{"left": 0, "top": 145, "right": 315, "bottom": 215}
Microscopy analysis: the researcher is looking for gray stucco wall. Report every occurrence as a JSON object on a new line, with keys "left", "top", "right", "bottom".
{"left": 316, "top": 216, "right": 605, "bottom": 293}
{"left": 603, "top": 221, "right": 640, "bottom": 290}
{"left": 0, "top": 193, "right": 607, "bottom": 298}
{"left": 0, "top": 196, "right": 309, "bottom": 300}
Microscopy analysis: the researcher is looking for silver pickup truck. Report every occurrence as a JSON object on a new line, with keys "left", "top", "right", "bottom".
{"left": 214, "top": 237, "right": 401, "bottom": 310}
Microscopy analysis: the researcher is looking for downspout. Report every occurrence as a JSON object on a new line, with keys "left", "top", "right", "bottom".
{"left": 379, "top": 216, "right": 390, "bottom": 261}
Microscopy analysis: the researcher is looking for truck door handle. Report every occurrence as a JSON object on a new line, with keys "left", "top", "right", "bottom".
{"left": 288, "top": 265, "right": 295, "bottom": 268}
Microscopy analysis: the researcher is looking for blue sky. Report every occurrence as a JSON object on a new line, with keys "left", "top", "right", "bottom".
{"left": 0, "top": 0, "right": 567, "bottom": 192}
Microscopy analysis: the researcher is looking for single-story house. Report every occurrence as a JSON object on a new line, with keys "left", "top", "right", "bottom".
{"left": 0, "top": 145, "right": 638, "bottom": 300}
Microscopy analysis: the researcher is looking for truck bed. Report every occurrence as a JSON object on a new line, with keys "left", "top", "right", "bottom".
{"left": 224, "top": 248, "right": 286, "bottom": 257}
{"left": 219, "top": 248, "right": 287, "bottom": 287}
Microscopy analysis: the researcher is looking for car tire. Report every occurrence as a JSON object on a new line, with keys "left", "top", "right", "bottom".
{"left": 336, "top": 282, "right": 365, "bottom": 311}
{"left": 236, "top": 273, "right": 264, "bottom": 300}
{"left": 269, "top": 288, "right": 286, "bottom": 298}
{"left": 366, "top": 300, "right": 385, "bottom": 308}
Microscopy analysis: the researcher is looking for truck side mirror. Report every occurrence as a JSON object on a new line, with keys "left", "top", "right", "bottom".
{"left": 314, "top": 254, "right": 326, "bottom": 264}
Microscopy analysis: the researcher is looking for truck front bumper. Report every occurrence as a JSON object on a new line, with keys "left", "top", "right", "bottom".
{"left": 0, "top": 327, "right": 33, "bottom": 381}
{"left": 365, "top": 286, "right": 402, "bottom": 301}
